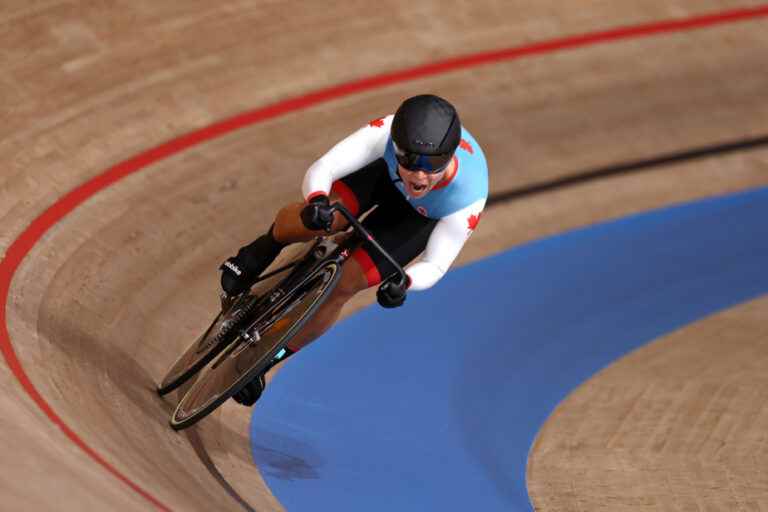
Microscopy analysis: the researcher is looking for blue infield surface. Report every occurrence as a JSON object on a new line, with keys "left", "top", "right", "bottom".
{"left": 250, "top": 186, "right": 768, "bottom": 511}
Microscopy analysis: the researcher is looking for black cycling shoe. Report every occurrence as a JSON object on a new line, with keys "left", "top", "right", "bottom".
{"left": 231, "top": 347, "right": 296, "bottom": 406}
{"left": 220, "top": 225, "right": 287, "bottom": 296}
{"left": 232, "top": 373, "right": 266, "bottom": 407}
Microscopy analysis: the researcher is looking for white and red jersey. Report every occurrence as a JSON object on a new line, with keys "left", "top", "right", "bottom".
{"left": 302, "top": 115, "right": 489, "bottom": 291}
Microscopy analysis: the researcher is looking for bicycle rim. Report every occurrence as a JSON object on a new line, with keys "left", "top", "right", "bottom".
{"left": 170, "top": 261, "right": 340, "bottom": 430}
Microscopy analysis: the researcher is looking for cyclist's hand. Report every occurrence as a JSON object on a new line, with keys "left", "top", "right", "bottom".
{"left": 376, "top": 276, "right": 409, "bottom": 308}
{"left": 300, "top": 195, "right": 334, "bottom": 232}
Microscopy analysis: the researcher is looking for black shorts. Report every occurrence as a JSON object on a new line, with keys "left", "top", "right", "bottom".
{"left": 330, "top": 159, "right": 438, "bottom": 286}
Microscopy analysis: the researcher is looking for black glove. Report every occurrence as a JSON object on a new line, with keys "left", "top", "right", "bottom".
{"left": 376, "top": 276, "right": 409, "bottom": 308}
{"left": 300, "top": 195, "right": 334, "bottom": 232}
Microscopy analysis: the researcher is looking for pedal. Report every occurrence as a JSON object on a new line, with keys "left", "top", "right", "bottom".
{"left": 220, "top": 292, "right": 236, "bottom": 312}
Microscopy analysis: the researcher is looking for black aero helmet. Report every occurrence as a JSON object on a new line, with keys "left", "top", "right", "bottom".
{"left": 391, "top": 94, "right": 461, "bottom": 173}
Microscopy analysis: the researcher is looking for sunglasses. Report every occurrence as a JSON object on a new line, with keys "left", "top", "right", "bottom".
{"left": 393, "top": 142, "right": 452, "bottom": 174}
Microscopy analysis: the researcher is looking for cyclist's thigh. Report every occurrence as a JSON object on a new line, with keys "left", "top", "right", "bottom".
{"left": 351, "top": 194, "right": 438, "bottom": 287}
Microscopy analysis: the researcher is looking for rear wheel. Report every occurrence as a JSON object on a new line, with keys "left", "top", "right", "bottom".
{"left": 169, "top": 260, "right": 341, "bottom": 430}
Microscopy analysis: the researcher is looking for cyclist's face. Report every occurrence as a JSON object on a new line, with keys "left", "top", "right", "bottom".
{"left": 398, "top": 163, "right": 450, "bottom": 198}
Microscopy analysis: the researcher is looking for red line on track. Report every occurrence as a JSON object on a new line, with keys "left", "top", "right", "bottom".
{"left": 1, "top": 5, "right": 766, "bottom": 510}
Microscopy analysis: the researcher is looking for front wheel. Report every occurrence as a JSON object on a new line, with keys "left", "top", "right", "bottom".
{"left": 156, "top": 294, "right": 261, "bottom": 396}
{"left": 169, "top": 260, "right": 341, "bottom": 430}
{"left": 157, "top": 241, "right": 317, "bottom": 396}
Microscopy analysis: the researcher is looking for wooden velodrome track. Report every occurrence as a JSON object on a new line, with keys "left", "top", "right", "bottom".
{"left": 2, "top": 1, "right": 767, "bottom": 510}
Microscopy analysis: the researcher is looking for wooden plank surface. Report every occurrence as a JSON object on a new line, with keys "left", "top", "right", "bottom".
{"left": 1, "top": 1, "right": 767, "bottom": 509}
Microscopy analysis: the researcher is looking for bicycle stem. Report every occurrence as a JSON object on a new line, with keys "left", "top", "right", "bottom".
{"left": 330, "top": 203, "right": 408, "bottom": 288}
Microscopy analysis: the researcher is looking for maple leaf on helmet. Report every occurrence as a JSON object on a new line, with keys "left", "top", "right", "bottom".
{"left": 459, "top": 139, "right": 474, "bottom": 154}
{"left": 368, "top": 118, "right": 385, "bottom": 128}
{"left": 467, "top": 213, "right": 482, "bottom": 231}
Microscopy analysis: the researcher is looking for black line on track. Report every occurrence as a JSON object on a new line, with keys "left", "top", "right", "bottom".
{"left": 487, "top": 135, "right": 768, "bottom": 206}
{"left": 186, "top": 427, "right": 258, "bottom": 512}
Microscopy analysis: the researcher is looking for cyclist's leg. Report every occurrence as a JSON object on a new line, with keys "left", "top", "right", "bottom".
{"left": 226, "top": 185, "right": 359, "bottom": 291}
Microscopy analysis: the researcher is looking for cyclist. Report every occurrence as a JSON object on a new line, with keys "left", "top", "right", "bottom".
{"left": 220, "top": 94, "right": 489, "bottom": 405}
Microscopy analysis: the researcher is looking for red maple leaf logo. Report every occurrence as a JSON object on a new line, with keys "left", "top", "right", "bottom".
{"left": 467, "top": 213, "right": 481, "bottom": 231}
{"left": 459, "top": 139, "right": 474, "bottom": 154}
{"left": 368, "top": 117, "right": 385, "bottom": 128}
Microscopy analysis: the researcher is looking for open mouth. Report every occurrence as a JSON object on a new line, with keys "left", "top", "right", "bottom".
{"left": 409, "top": 182, "right": 427, "bottom": 194}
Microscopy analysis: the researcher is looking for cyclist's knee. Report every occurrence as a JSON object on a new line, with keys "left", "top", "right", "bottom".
{"left": 272, "top": 202, "right": 303, "bottom": 242}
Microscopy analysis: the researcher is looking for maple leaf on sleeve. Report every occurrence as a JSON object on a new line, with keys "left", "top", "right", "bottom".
{"left": 467, "top": 213, "right": 482, "bottom": 231}
{"left": 368, "top": 117, "right": 385, "bottom": 128}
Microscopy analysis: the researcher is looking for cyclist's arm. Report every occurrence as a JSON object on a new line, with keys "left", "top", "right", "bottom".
{"left": 406, "top": 199, "right": 486, "bottom": 291}
{"left": 302, "top": 115, "right": 393, "bottom": 200}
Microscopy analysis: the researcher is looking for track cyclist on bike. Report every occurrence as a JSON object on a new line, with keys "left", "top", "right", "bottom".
{"left": 220, "top": 94, "right": 489, "bottom": 406}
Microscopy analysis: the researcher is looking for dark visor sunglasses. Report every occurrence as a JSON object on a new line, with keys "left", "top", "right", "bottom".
{"left": 393, "top": 142, "right": 452, "bottom": 174}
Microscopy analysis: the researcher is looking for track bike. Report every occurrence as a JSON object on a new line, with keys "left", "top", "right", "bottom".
{"left": 157, "top": 203, "right": 407, "bottom": 430}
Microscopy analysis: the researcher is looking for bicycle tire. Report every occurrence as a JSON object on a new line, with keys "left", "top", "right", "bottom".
{"left": 157, "top": 241, "right": 317, "bottom": 396}
{"left": 169, "top": 260, "right": 341, "bottom": 430}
